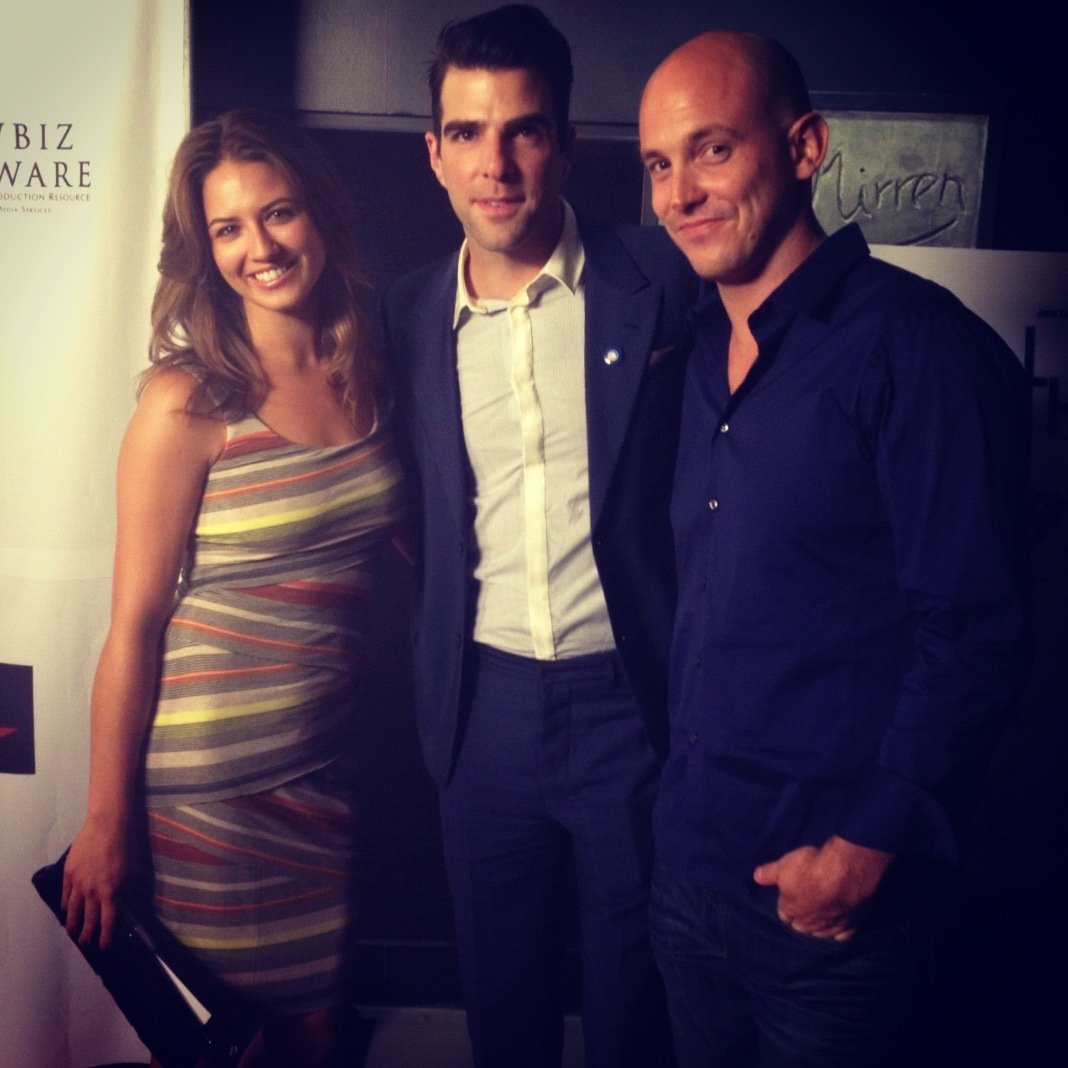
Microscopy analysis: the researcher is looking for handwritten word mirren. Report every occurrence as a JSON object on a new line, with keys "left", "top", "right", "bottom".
{"left": 813, "top": 151, "right": 965, "bottom": 235}
{"left": 0, "top": 122, "right": 89, "bottom": 189}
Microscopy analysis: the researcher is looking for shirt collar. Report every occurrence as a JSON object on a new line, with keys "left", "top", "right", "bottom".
{"left": 756, "top": 222, "right": 870, "bottom": 322}
{"left": 691, "top": 223, "right": 871, "bottom": 335}
{"left": 452, "top": 200, "right": 585, "bottom": 327}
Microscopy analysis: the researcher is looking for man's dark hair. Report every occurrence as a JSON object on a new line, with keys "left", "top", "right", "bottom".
{"left": 427, "top": 4, "right": 573, "bottom": 138}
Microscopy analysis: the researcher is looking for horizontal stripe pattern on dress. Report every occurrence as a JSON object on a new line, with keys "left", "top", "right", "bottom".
{"left": 144, "top": 410, "right": 405, "bottom": 806}
{"left": 148, "top": 764, "right": 358, "bottom": 1015}
{"left": 146, "top": 645, "right": 353, "bottom": 802}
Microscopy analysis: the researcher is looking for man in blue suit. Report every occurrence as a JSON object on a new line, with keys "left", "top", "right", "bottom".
{"left": 382, "top": 6, "right": 695, "bottom": 1066}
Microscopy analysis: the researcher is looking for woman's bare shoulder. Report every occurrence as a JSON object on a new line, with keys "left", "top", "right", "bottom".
{"left": 138, "top": 364, "right": 212, "bottom": 409}
{"left": 129, "top": 366, "right": 227, "bottom": 461}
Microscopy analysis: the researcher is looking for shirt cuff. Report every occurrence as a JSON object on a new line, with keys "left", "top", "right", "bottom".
{"left": 836, "top": 765, "right": 959, "bottom": 864}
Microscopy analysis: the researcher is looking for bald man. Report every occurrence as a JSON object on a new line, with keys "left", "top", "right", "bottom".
{"left": 639, "top": 31, "right": 1030, "bottom": 1067}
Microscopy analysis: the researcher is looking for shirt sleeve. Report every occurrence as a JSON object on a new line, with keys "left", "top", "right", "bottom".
{"left": 836, "top": 292, "right": 1031, "bottom": 862}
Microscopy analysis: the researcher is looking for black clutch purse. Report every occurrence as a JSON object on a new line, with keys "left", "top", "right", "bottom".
{"left": 31, "top": 850, "right": 258, "bottom": 1068}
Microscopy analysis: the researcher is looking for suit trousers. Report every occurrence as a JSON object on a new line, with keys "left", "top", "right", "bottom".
{"left": 438, "top": 643, "right": 674, "bottom": 1068}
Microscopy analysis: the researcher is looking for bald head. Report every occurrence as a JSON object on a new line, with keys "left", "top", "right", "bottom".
{"left": 643, "top": 31, "right": 811, "bottom": 132}
{"left": 638, "top": 30, "right": 827, "bottom": 292}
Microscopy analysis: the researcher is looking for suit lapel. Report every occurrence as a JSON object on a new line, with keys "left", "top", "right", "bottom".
{"left": 581, "top": 221, "right": 660, "bottom": 531}
{"left": 407, "top": 257, "right": 471, "bottom": 534}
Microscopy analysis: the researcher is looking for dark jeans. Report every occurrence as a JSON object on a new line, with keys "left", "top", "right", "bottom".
{"left": 650, "top": 862, "right": 936, "bottom": 1068}
{"left": 439, "top": 644, "right": 673, "bottom": 1068}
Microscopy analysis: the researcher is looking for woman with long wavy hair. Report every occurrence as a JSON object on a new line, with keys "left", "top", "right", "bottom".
{"left": 60, "top": 109, "right": 405, "bottom": 1066}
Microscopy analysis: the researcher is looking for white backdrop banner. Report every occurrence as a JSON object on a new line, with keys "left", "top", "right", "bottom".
{"left": 0, "top": 2, "right": 188, "bottom": 1065}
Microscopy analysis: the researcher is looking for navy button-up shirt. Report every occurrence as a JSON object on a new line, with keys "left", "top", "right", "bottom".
{"left": 657, "top": 224, "right": 1030, "bottom": 889}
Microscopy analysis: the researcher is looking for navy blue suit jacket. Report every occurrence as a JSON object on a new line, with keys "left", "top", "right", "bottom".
{"left": 383, "top": 214, "right": 697, "bottom": 785}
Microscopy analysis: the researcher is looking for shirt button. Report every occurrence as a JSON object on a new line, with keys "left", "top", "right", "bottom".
{"left": 708, "top": 498, "right": 719, "bottom": 511}
{"left": 720, "top": 422, "right": 730, "bottom": 433}
{"left": 603, "top": 348, "right": 621, "bottom": 366}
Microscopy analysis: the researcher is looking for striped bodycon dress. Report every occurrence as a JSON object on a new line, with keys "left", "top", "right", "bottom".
{"left": 140, "top": 401, "right": 405, "bottom": 1015}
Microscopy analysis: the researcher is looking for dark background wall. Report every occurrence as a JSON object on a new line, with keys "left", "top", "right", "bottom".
{"left": 192, "top": 0, "right": 1067, "bottom": 270}
{"left": 189, "top": 1, "right": 1066, "bottom": 1061}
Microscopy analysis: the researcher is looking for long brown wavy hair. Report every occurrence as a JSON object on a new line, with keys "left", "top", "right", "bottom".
{"left": 144, "top": 108, "right": 378, "bottom": 418}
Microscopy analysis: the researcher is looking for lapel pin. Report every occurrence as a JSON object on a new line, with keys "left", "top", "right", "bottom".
{"left": 603, "top": 348, "right": 621, "bottom": 366}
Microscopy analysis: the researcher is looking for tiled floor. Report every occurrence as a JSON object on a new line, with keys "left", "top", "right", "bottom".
{"left": 358, "top": 1007, "right": 585, "bottom": 1068}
